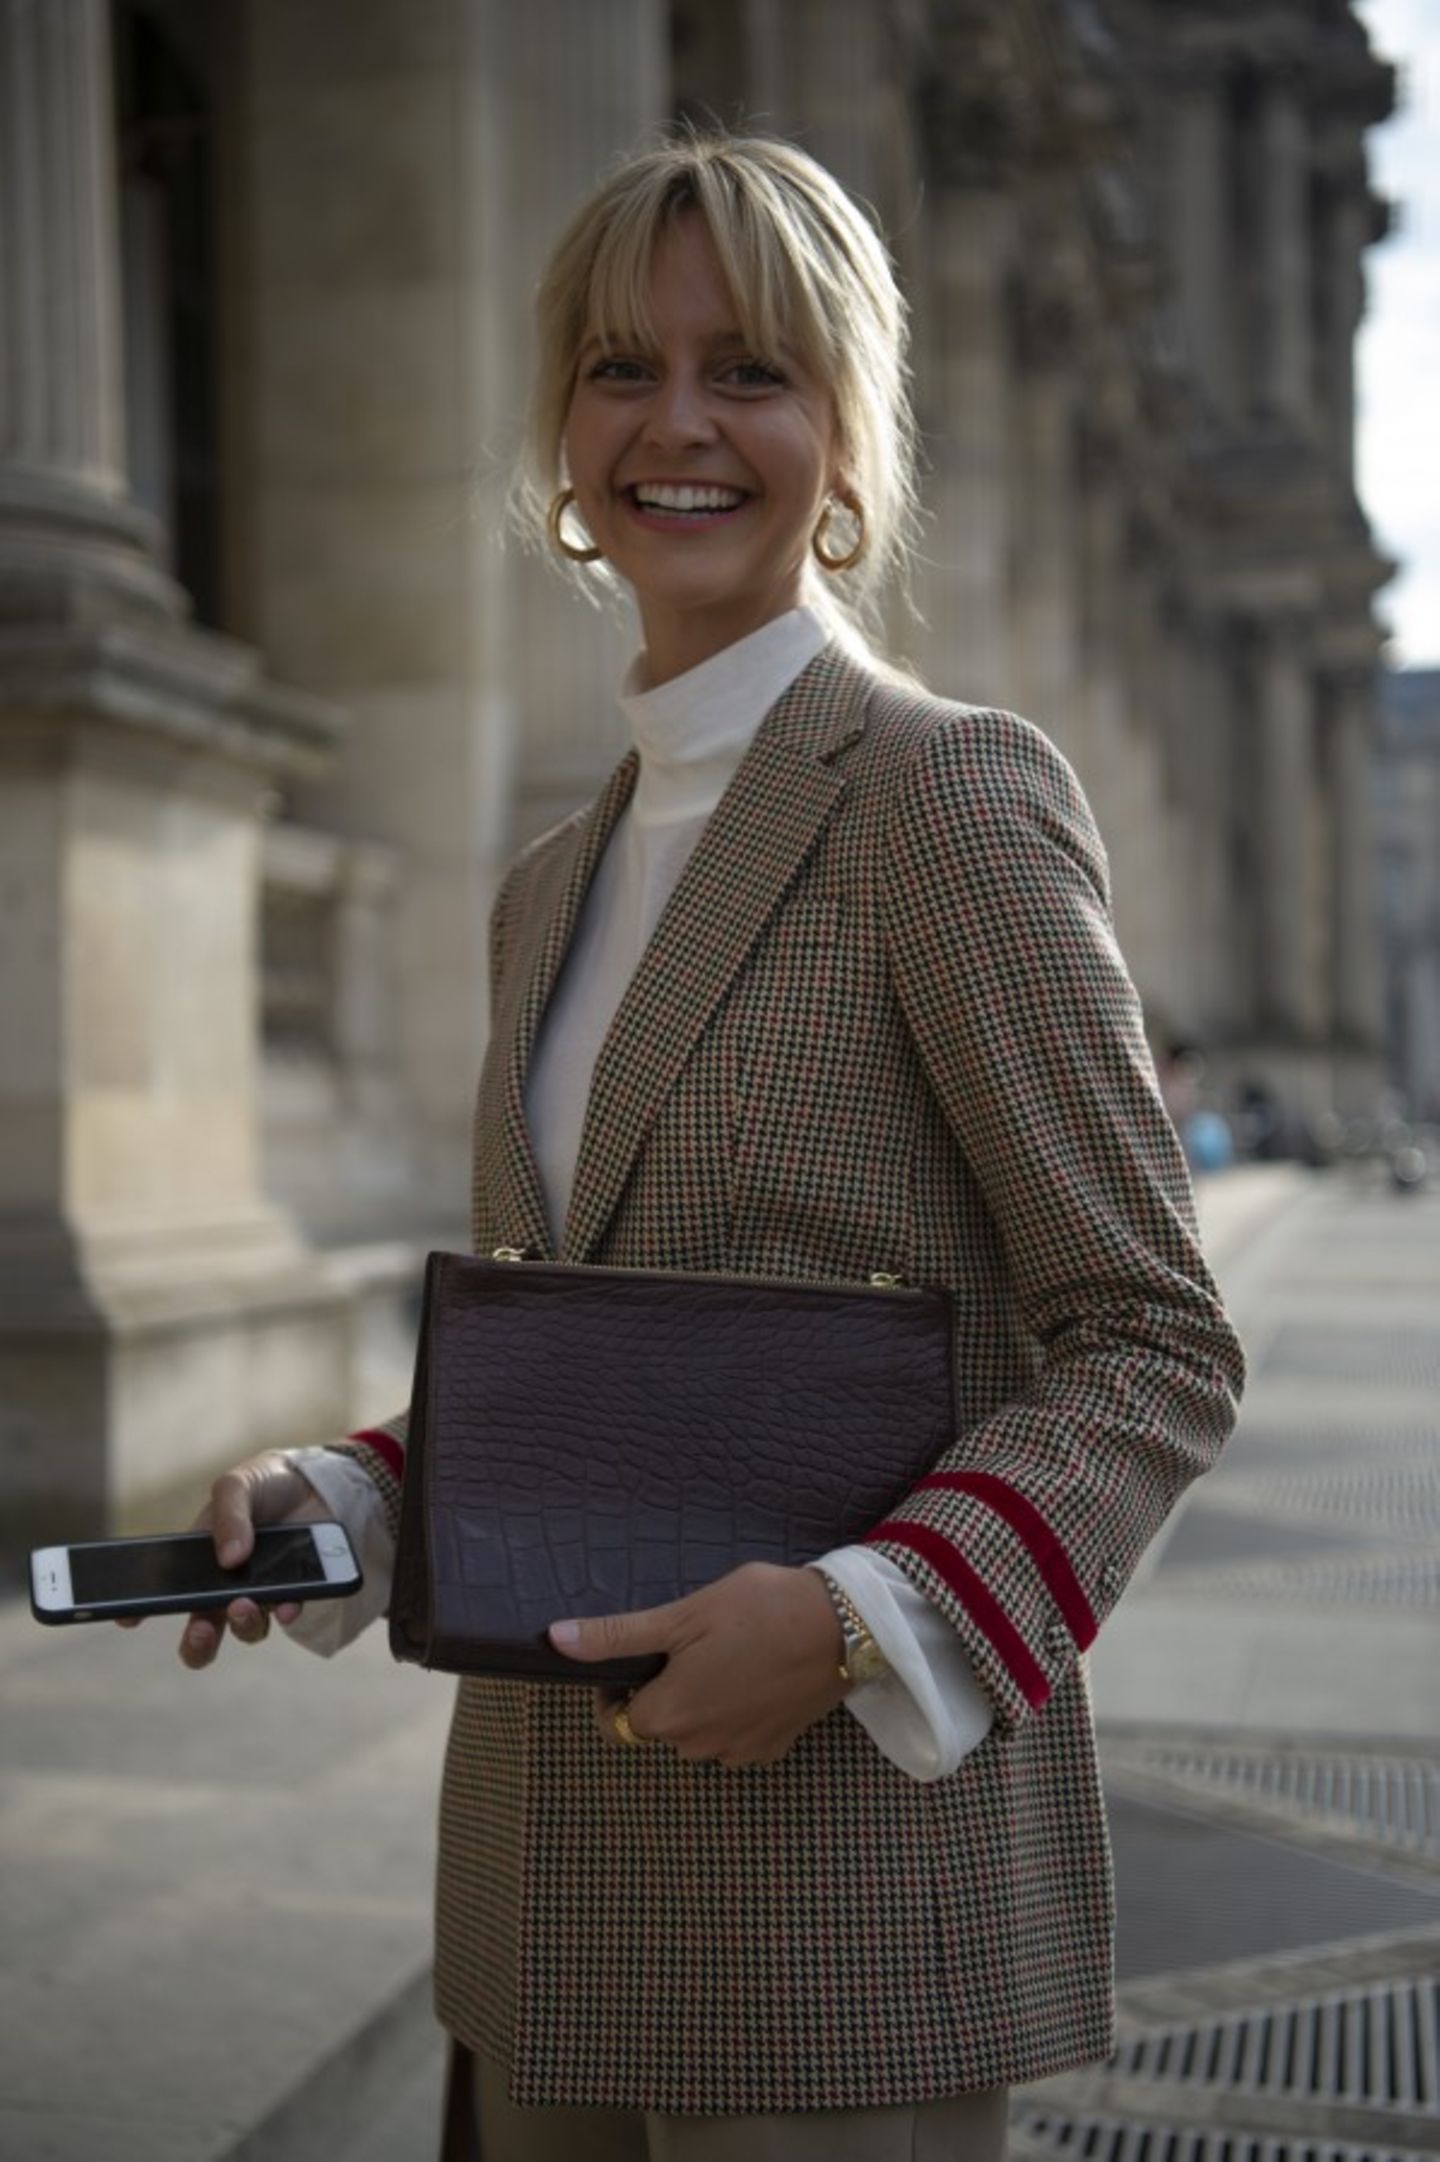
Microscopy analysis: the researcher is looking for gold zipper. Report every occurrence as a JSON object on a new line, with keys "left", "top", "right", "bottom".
{"left": 489, "top": 1247, "right": 915, "bottom": 1296}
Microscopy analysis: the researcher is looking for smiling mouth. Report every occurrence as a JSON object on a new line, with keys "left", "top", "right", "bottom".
{"left": 625, "top": 483, "right": 752, "bottom": 518}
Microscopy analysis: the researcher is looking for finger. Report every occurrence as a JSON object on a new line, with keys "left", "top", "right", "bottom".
{"left": 593, "top": 1687, "right": 652, "bottom": 1749}
{"left": 548, "top": 1603, "right": 678, "bottom": 1665}
{"left": 207, "top": 1470, "right": 259, "bottom": 1568}
{"left": 274, "top": 1601, "right": 302, "bottom": 1627}
{"left": 179, "top": 1613, "right": 224, "bottom": 1669}
{"left": 226, "top": 1598, "right": 270, "bottom": 1647}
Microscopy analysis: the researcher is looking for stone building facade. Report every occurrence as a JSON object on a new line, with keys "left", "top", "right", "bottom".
{"left": 1377, "top": 670, "right": 1440, "bottom": 1124}
{"left": 0, "top": 0, "right": 1394, "bottom": 1544}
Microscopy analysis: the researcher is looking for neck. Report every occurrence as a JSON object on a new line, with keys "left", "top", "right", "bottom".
{"left": 637, "top": 586, "right": 809, "bottom": 688}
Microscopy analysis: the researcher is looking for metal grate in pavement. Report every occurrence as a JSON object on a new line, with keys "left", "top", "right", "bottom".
{"left": 1260, "top": 1325, "right": 1440, "bottom": 1390}
{"left": 1107, "top": 1796, "right": 1440, "bottom": 1981}
{"left": 1120, "top": 1745, "right": 1440, "bottom": 1855}
{"left": 1018, "top": 2110, "right": 1437, "bottom": 2162}
{"left": 1110, "top": 1979, "right": 1440, "bottom": 2113}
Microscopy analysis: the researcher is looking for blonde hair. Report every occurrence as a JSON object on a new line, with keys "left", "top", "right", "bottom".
{"left": 513, "top": 128, "right": 920, "bottom": 652}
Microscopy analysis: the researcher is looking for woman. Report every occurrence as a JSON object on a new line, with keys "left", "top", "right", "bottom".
{"left": 182, "top": 132, "right": 1244, "bottom": 2159}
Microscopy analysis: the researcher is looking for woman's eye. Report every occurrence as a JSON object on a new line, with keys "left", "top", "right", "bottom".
{"left": 724, "top": 358, "right": 785, "bottom": 387}
{"left": 588, "top": 356, "right": 650, "bottom": 383}
{"left": 584, "top": 354, "right": 784, "bottom": 388}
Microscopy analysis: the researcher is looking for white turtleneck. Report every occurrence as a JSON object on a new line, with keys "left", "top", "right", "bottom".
{"left": 290, "top": 606, "right": 993, "bottom": 1780}
{"left": 524, "top": 607, "right": 833, "bottom": 1235}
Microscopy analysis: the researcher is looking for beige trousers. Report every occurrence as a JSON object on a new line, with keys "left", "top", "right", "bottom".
{"left": 469, "top": 2051, "right": 1009, "bottom": 2162}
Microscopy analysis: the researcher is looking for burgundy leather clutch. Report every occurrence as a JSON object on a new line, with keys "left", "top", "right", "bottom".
{"left": 388, "top": 1252, "right": 954, "bottom": 1686}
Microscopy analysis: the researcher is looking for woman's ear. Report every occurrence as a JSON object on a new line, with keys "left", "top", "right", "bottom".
{"left": 828, "top": 449, "right": 857, "bottom": 502}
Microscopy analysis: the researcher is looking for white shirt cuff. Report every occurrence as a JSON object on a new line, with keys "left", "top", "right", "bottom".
{"left": 810, "top": 1546, "right": 994, "bottom": 1780}
{"left": 279, "top": 1447, "right": 395, "bottom": 1658}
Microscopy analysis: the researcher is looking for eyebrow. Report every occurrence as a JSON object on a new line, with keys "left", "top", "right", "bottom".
{"left": 578, "top": 328, "right": 790, "bottom": 362}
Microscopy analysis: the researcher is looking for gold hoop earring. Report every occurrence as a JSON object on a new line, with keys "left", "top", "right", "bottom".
{"left": 547, "top": 486, "right": 603, "bottom": 564}
{"left": 812, "top": 491, "right": 866, "bottom": 574}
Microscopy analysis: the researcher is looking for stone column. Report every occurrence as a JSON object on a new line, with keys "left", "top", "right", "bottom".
{"left": 226, "top": 1, "right": 667, "bottom": 1226}
{"left": 1183, "top": 623, "right": 1239, "bottom": 1043}
{"left": 1330, "top": 669, "right": 1384, "bottom": 1046}
{"left": 0, "top": 0, "right": 350, "bottom": 1548}
{"left": 910, "top": 19, "right": 1033, "bottom": 703}
{"left": 1258, "top": 70, "right": 1313, "bottom": 428}
{"left": 494, "top": 2, "right": 669, "bottom": 824}
{"left": 782, "top": 0, "right": 890, "bottom": 208}
{"left": 1073, "top": 421, "right": 1148, "bottom": 951}
{"left": 1110, "top": 527, "right": 1184, "bottom": 1020}
{"left": 1009, "top": 254, "right": 1085, "bottom": 754}
{"left": 1323, "top": 182, "right": 1370, "bottom": 482}
{"left": 1253, "top": 614, "right": 1319, "bottom": 1038}
{"left": 1169, "top": 62, "right": 1235, "bottom": 417}
{"left": 913, "top": 183, "right": 1016, "bottom": 701}
{"left": 1148, "top": 585, "right": 1208, "bottom": 1039}
{"left": 0, "top": 0, "right": 181, "bottom": 626}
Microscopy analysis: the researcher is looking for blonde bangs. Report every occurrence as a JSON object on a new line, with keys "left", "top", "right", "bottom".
{"left": 578, "top": 162, "right": 833, "bottom": 385}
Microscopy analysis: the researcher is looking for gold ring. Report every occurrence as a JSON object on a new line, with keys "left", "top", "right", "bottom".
{"left": 612, "top": 1700, "right": 645, "bottom": 1747}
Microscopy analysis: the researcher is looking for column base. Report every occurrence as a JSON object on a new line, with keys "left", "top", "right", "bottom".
{"left": 0, "top": 466, "right": 190, "bottom": 631}
{"left": 0, "top": 1208, "right": 354, "bottom": 1558}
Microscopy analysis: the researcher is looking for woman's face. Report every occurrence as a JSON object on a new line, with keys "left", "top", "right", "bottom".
{"left": 563, "top": 212, "right": 841, "bottom": 681}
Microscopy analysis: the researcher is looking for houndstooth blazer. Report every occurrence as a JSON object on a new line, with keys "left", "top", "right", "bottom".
{"left": 341, "top": 640, "right": 1245, "bottom": 2115}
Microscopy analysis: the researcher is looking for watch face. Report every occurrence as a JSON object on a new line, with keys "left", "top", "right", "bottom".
{"left": 847, "top": 1638, "right": 889, "bottom": 1688}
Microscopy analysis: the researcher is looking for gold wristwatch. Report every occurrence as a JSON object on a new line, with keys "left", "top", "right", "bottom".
{"left": 818, "top": 1573, "right": 890, "bottom": 1689}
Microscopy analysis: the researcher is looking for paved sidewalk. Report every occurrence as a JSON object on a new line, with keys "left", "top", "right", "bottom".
{"left": 5, "top": 1161, "right": 1431, "bottom": 2162}
{"left": 1095, "top": 1164, "right": 1440, "bottom": 1745}
{"left": 1020, "top": 1163, "right": 1440, "bottom": 2162}
{"left": 0, "top": 1583, "right": 454, "bottom": 2161}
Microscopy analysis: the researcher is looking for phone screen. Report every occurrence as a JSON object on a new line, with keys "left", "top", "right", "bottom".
{"left": 69, "top": 1528, "right": 330, "bottom": 1604}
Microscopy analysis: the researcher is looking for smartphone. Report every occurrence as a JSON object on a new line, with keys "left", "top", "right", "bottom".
{"left": 28, "top": 1522, "right": 362, "bottom": 1624}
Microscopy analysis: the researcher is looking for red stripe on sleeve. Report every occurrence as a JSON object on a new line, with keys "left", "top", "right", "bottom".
{"left": 347, "top": 1427, "right": 406, "bottom": 1485}
{"left": 912, "top": 1471, "right": 1098, "bottom": 1649}
{"left": 866, "top": 1519, "right": 1052, "bottom": 1710}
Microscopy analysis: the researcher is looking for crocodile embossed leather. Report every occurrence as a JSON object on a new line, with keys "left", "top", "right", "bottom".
{"left": 389, "top": 1253, "right": 954, "bottom": 1686}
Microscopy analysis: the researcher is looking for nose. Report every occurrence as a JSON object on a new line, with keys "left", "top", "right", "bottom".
{"left": 641, "top": 368, "right": 717, "bottom": 451}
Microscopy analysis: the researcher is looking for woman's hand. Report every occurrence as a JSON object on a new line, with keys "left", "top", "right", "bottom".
{"left": 549, "top": 1562, "right": 849, "bottom": 1767}
{"left": 115, "top": 1450, "right": 330, "bottom": 1669}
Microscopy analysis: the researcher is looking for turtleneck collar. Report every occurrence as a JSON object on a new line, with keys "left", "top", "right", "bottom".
{"left": 618, "top": 606, "right": 831, "bottom": 825}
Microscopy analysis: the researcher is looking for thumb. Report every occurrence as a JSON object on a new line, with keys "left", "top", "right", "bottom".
{"left": 207, "top": 1465, "right": 263, "bottom": 1568}
{"left": 548, "top": 1601, "right": 678, "bottom": 1663}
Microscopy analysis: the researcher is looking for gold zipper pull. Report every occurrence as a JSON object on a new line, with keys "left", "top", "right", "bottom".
{"left": 869, "top": 1271, "right": 905, "bottom": 1289}
{"left": 492, "top": 1246, "right": 527, "bottom": 1262}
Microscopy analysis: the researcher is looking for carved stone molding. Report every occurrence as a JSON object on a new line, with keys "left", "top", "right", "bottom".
{"left": 1013, "top": 242, "right": 1093, "bottom": 370}
{"left": 919, "top": 2, "right": 1037, "bottom": 188}
{"left": 0, "top": 621, "right": 346, "bottom": 782}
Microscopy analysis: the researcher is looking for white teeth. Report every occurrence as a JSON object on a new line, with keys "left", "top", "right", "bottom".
{"left": 633, "top": 484, "right": 745, "bottom": 512}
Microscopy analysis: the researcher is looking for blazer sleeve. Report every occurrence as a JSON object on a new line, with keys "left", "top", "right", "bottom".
{"left": 866, "top": 706, "right": 1245, "bottom": 1731}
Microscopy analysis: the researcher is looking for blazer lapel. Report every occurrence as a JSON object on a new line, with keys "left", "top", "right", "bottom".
{"left": 563, "top": 643, "right": 875, "bottom": 1262}
{"left": 473, "top": 750, "right": 638, "bottom": 1259}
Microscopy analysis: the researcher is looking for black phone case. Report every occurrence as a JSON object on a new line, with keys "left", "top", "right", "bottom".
{"left": 28, "top": 1525, "right": 363, "bottom": 1624}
